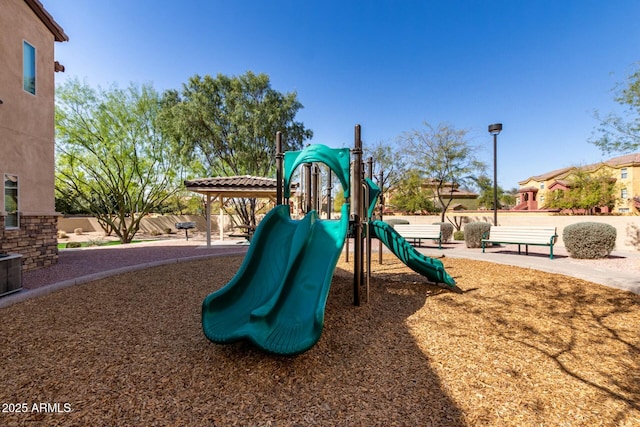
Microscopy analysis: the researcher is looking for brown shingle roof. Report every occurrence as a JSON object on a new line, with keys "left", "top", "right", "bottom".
{"left": 519, "top": 166, "right": 573, "bottom": 184}
{"left": 519, "top": 152, "right": 640, "bottom": 185}
{"left": 185, "top": 175, "right": 279, "bottom": 189}
{"left": 603, "top": 152, "right": 640, "bottom": 167}
{"left": 184, "top": 175, "right": 297, "bottom": 197}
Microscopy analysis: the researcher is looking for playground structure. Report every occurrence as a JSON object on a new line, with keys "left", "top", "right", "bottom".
{"left": 202, "top": 125, "right": 456, "bottom": 355}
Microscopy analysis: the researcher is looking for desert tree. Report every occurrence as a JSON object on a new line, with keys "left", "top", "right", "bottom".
{"left": 400, "top": 122, "right": 486, "bottom": 221}
{"left": 591, "top": 63, "right": 640, "bottom": 154}
{"left": 55, "top": 78, "right": 183, "bottom": 243}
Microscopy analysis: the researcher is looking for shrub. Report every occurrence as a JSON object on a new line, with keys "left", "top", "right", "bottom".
{"left": 563, "top": 222, "right": 616, "bottom": 259}
{"left": 164, "top": 227, "right": 174, "bottom": 234}
{"left": 464, "top": 221, "right": 492, "bottom": 248}
{"left": 65, "top": 242, "right": 82, "bottom": 248}
{"left": 433, "top": 222, "right": 454, "bottom": 242}
{"left": 57, "top": 230, "right": 68, "bottom": 239}
{"left": 150, "top": 230, "right": 163, "bottom": 236}
{"left": 453, "top": 230, "right": 465, "bottom": 241}
{"left": 86, "top": 238, "right": 105, "bottom": 247}
{"left": 73, "top": 228, "right": 83, "bottom": 235}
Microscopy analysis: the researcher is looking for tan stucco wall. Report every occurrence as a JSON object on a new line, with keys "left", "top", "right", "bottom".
{"left": 58, "top": 215, "right": 235, "bottom": 235}
{"left": 0, "top": 0, "right": 58, "bottom": 215}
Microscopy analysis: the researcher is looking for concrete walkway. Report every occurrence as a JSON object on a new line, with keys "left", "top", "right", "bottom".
{"left": 434, "top": 243, "right": 640, "bottom": 295}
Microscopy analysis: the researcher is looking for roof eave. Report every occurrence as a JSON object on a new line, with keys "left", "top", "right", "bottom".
{"left": 24, "top": 0, "right": 69, "bottom": 42}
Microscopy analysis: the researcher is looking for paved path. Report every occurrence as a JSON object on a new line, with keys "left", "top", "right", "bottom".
{"left": 2, "top": 237, "right": 639, "bottom": 309}
{"left": 435, "top": 244, "right": 640, "bottom": 295}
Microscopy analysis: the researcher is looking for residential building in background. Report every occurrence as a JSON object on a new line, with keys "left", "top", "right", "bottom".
{"left": 0, "top": 0, "right": 68, "bottom": 270}
{"left": 516, "top": 153, "right": 640, "bottom": 214}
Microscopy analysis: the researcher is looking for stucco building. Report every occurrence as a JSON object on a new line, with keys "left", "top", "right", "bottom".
{"left": 0, "top": 0, "right": 68, "bottom": 270}
{"left": 516, "top": 152, "right": 640, "bottom": 214}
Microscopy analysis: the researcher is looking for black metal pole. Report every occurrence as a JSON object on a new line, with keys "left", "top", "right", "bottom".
{"left": 493, "top": 133, "right": 498, "bottom": 226}
{"left": 353, "top": 125, "right": 363, "bottom": 306}
{"left": 312, "top": 165, "right": 320, "bottom": 212}
{"left": 488, "top": 123, "right": 502, "bottom": 226}
{"left": 366, "top": 157, "right": 373, "bottom": 301}
{"left": 276, "top": 131, "right": 283, "bottom": 205}
{"left": 304, "top": 162, "right": 312, "bottom": 213}
{"left": 327, "top": 169, "right": 332, "bottom": 219}
{"left": 378, "top": 169, "right": 383, "bottom": 264}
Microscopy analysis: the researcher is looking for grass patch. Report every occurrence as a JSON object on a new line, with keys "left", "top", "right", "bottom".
{"left": 58, "top": 240, "right": 143, "bottom": 249}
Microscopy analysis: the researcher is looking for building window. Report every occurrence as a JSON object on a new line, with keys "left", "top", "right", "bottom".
{"left": 4, "top": 174, "right": 19, "bottom": 228}
{"left": 621, "top": 188, "right": 628, "bottom": 199}
{"left": 540, "top": 182, "right": 545, "bottom": 189}
{"left": 619, "top": 208, "right": 630, "bottom": 213}
{"left": 23, "top": 41, "right": 36, "bottom": 95}
{"left": 621, "top": 168, "right": 628, "bottom": 179}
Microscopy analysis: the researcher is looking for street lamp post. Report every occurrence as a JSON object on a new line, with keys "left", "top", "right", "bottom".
{"left": 488, "top": 123, "right": 503, "bottom": 226}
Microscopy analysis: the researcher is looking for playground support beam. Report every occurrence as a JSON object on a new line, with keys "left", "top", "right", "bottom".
{"left": 276, "top": 131, "right": 283, "bottom": 205}
{"left": 366, "top": 157, "right": 374, "bottom": 300}
{"left": 304, "top": 162, "right": 312, "bottom": 213}
{"left": 353, "top": 125, "right": 363, "bottom": 306}
{"left": 378, "top": 169, "right": 384, "bottom": 264}
{"left": 312, "top": 164, "right": 320, "bottom": 212}
{"left": 327, "top": 169, "right": 332, "bottom": 220}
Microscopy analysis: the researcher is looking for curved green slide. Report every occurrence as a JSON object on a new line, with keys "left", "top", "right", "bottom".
{"left": 201, "top": 204, "right": 313, "bottom": 344}
{"left": 202, "top": 144, "right": 351, "bottom": 355}
{"left": 369, "top": 220, "right": 456, "bottom": 287}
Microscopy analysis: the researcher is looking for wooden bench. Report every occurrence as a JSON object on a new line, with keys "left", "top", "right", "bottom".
{"left": 481, "top": 226, "right": 558, "bottom": 259}
{"left": 393, "top": 224, "right": 443, "bottom": 249}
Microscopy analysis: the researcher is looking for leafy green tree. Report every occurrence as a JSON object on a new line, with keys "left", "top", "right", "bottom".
{"left": 501, "top": 188, "right": 518, "bottom": 209}
{"left": 158, "top": 71, "right": 312, "bottom": 226}
{"left": 400, "top": 122, "right": 486, "bottom": 221}
{"left": 545, "top": 168, "right": 619, "bottom": 214}
{"left": 364, "top": 139, "right": 407, "bottom": 218}
{"left": 389, "top": 170, "right": 440, "bottom": 214}
{"left": 591, "top": 63, "right": 640, "bottom": 154}
{"left": 474, "top": 175, "right": 511, "bottom": 210}
{"left": 55, "top": 78, "right": 182, "bottom": 243}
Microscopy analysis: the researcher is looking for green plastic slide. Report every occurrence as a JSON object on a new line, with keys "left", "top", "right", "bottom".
{"left": 201, "top": 204, "right": 312, "bottom": 344}
{"left": 369, "top": 220, "right": 457, "bottom": 287}
{"left": 201, "top": 204, "right": 349, "bottom": 355}
{"left": 202, "top": 144, "right": 351, "bottom": 355}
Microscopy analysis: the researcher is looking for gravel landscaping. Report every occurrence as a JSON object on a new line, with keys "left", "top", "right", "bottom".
{"left": 1, "top": 253, "right": 639, "bottom": 426}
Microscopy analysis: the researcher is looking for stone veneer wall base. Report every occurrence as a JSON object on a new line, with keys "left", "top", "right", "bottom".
{"left": 1, "top": 214, "right": 59, "bottom": 271}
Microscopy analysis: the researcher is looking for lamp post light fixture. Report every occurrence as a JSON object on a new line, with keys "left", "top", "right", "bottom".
{"left": 488, "top": 123, "right": 503, "bottom": 226}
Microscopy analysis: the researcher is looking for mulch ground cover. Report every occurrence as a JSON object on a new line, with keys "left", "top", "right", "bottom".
{"left": 1, "top": 254, "right": 638, "bottom": 426}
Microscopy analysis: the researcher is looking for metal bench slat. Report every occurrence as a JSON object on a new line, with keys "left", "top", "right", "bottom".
{"left": 481, "top": 226, "right": 557, "bottom": 259}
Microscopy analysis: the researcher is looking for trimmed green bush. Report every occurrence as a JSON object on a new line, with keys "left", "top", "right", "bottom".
{"left": 464, "top": 222, "right": 492, "bottom": 248}
{"left": 453, "top": 230, "right": 465, "bottom": 241}
{"left": 433, "top": 222, "right": 454, "bottom": 242}
{"left": 65, "top": 242, "right": 82, "bottom": 248}
{"left": 563, "top": 222, "right": 616, "bottom": 259}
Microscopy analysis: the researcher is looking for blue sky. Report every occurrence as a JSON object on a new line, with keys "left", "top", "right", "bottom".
{"left": 46, "top": 0, "right": 640, "bottom": 190}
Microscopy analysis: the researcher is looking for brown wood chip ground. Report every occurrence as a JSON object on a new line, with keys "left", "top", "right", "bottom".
{"left": 1, "top": 254, "right": 638, "bottom": 426}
